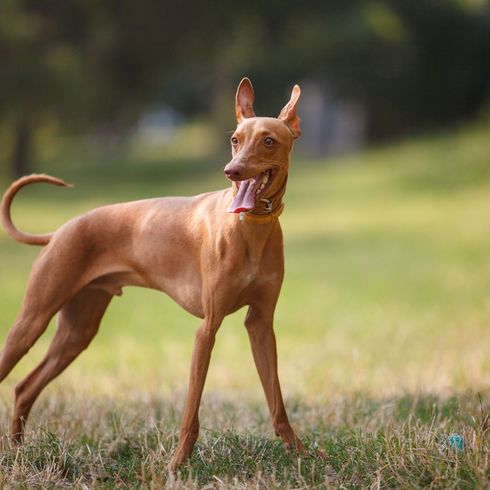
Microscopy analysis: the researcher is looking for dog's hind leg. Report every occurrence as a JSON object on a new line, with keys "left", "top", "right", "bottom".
{"left": 0, "top": 308, "right": 57, "bottom": 385}
{"left": 11, "top": 288, "right": 112, "bottom": 441}
{"left": 0, "top": 242, "right": 93, "bottom": 383}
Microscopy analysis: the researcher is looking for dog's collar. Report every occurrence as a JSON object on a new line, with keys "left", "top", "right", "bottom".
{"left": 238, "top": 202, "right": 284, "bottom": 224}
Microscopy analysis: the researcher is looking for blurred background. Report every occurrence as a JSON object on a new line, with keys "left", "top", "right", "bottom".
{"left": 1, "top": 0, "right": 489, "bottom": 177}
{"left": 0, "top": 0, "right": 489, "bottom": 399}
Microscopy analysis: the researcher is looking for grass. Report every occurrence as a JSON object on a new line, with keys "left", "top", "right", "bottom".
{"left": 0, "top": 392, "right": 488, "bottom": 487}
{"left": 0, "top": 117, "right": 489, "bottom": 487}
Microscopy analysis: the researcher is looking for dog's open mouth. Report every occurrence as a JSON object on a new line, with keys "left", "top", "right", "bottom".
{"left": 227, "top": 169, "right": 273, "bottom": 213}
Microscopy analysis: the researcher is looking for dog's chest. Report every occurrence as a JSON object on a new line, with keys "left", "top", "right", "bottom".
{"left": 231, "top": 241, "right": 268, "bottom": 289}
{"left": 238, "top": 268, "right": 258, "bottom": 288}
{"left": 212, "top": 223, "right": 281, "bottom": 292}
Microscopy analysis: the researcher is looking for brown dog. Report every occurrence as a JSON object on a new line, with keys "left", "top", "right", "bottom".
{"left": 0, "top": 78, "right": 308, "bottom": 469}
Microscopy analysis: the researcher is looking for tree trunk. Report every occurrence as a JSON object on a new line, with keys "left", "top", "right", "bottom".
{"left": 12, "top": 116, "right": 32, "bottom": 178}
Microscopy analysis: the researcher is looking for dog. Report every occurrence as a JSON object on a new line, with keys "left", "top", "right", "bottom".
{"left": 0, "top": 78, "right": 310, "bottom": 469}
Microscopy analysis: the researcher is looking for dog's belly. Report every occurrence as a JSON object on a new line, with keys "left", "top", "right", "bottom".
{"left": 87, "top": 270, "right": 205, "bottom": 318}
{"left": 136, "top": 253, "right": 204, "bottom": 319}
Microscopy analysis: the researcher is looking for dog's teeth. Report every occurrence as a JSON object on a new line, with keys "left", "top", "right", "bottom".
{"left": 263, "top": 174, "right": 269, "bottom": 184}
{"left": 256, "top": 182, "right": 266, "bottom": 195}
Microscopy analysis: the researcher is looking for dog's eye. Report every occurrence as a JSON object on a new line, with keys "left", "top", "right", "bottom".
{"left": 231, "top": 136, "right": 239, "bottom": 145}
{"left": 264, "top": 137, "right": 275, "bottom": 146}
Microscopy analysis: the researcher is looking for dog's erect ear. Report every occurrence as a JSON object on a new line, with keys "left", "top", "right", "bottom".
{"left": 235, "top": 77, "right": 256, "bottom": 123}
{"left": 278, "top": 85, "right": 301, "bottom": 138}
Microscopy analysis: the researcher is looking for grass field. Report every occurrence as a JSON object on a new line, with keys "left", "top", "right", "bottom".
{"left": 0, "top": 118, "right": 489, "bottom": 487}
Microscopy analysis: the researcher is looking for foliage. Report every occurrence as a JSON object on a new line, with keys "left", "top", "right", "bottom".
{"left": 0, "top": 0, "right": 489, "bottom": 175}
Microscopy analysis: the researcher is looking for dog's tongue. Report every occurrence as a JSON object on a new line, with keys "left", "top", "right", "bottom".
{"left": 227, "top": 178, "right": 257, "bottom": 213}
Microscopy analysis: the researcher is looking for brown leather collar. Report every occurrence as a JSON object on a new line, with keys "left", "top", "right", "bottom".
{"left": 239, "top": 202, "right": 285, "bottom": 224}
{"left": 234, "top": 174, "right": 287, "bottom": 224}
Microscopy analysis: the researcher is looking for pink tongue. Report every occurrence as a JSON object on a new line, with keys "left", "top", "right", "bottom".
{"left": 227, "top": 178, "right": 257, "bottom": 213}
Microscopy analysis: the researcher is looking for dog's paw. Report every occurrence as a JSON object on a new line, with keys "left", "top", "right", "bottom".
{"left": 283, "top": 439, "right": 309, "bottom": 457}
{"left": 167, "top": 458, "right": 181, "bottom": 473}
{"left": 313, "top": 447, "right": 328, "bottom": 459}
{"left": 167, "top": 450, "right": 190, "bottom": 473}
{"left": 284, "top": 441, "right": 329, "bottom": 461}
{"left": 167, "top": 455, "right": 180, "bottom": 472}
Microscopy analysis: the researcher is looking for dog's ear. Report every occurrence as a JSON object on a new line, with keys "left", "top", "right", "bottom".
{"left": 235, "top": 77, "right": 256, "bottom": 123}
{"left": 278, "top": 85, "right": 301, "bottom": 138}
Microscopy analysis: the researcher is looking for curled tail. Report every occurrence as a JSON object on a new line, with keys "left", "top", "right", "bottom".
{"left": 1, "top": 174, "right": 73, "bottom": 246}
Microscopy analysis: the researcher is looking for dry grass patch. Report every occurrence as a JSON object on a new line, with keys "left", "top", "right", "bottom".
{"left": 0, "top": 390, "right": 488, "bottom": 488}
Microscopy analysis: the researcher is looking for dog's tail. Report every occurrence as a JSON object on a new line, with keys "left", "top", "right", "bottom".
{"left": 1, "top": 174, "right": 73, "bottom": 246}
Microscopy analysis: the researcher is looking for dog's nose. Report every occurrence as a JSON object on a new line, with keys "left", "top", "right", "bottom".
{"left": 224, "top": 164, "right": 244, "bottom": 181}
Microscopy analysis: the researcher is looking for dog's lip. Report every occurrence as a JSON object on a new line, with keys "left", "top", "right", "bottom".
{"left": 226, "top": 174, "right": 245, "bottom": 182}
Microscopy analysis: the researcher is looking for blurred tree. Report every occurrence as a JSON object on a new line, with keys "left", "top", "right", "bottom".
{"left": 180, "top": 0, "right": 490, "bottom": 140}
{"left": 0, "top": 0, "right": 195, "bottom": 177}
{"left": 0, "top": 0, "right": 489, "bottom": 176}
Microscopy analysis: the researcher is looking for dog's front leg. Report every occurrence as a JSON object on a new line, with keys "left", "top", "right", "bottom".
{"left": 244, "top": 305, "right": 306, "bottom": 454}
{"left": 168, "top": 315, "right": 223, "bottom": 470}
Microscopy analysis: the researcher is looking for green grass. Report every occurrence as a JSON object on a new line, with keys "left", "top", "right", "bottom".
{"left": 0, "top": 118, "right": 489, "bottom": 487}
{"left": 0, "top": 392, "right": 488, "bottom": 487}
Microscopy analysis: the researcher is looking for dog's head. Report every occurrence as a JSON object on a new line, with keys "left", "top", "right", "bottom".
{"left": 224, "top": 78, "right": 301, "bottom": 214}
